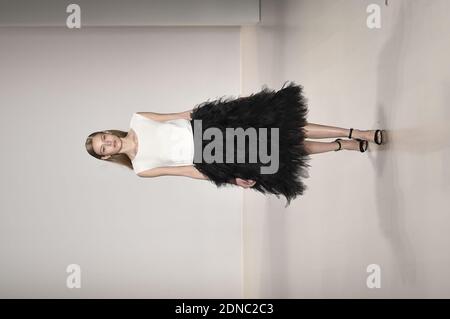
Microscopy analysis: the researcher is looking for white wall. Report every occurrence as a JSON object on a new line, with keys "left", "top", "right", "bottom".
{"left": 0, "top": 0, "right": 260, "bottom": 26}
{"left": 0, "top": 26, "right": 243, "bottom": 298}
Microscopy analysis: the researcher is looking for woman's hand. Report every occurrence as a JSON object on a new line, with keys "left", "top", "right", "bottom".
{"left": 231, "top": 178, "right": 256, "bottom": 188}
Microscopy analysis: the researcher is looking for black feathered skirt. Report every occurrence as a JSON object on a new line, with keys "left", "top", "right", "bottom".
{"left": 189, "top": 81, "right": 311, "bottom": 207}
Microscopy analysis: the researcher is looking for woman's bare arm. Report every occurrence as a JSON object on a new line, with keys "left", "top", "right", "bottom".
{"left": 137, "top": 165, "right": 238, "bottom": 185}
{"left": 137, "top": 110, "right": 192, "bottom": 122}
{"left": 137, "top": 165, "right": 207, "bottom": 180}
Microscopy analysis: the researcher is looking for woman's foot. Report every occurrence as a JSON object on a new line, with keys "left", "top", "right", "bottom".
{"left": 348, "top": 128, "right": 383, "bottom": 144}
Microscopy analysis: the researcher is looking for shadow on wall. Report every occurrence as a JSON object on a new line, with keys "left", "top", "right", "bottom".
{"left": 373, "top": 0, "right": 416, "bottom": 288}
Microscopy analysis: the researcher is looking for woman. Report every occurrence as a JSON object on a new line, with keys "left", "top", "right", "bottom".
{"left": 85, "top": 81, "right": 384, "bottom": 207}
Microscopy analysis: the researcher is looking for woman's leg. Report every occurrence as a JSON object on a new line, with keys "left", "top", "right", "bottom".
{"left": 304, "top": 123, "right": 373, "bottom": 140}
{"left": 304, "top": 139, "right": 360, "bottom": 154}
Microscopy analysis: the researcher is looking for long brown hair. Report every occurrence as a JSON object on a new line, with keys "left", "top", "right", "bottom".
{"left": 85, "top": 129, "right": 133, "bottom": 170}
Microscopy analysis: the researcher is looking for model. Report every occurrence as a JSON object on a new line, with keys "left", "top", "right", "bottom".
{"left": 85, "top": 81, "right": 384, "bottom": 207}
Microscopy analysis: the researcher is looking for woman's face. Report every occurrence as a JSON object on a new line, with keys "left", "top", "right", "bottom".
{"left": 92, "top": 133, "right": 121, "bottom": 159}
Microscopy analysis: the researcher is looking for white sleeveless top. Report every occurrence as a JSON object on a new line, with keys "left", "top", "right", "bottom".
{"left": 129, "top": 113, "right": 195, "bottom": 174}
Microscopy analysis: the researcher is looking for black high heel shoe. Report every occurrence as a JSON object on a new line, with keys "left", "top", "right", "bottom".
{"left": 348, "top": 128, "right": 383, "bottom": 145}
{"left": 334, "top": 138, "right": 368, "bottom": 152}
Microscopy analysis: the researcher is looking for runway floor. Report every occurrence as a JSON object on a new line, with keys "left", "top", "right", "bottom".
{"left": 241, "top": 0, "right": 450, "bottom": 298}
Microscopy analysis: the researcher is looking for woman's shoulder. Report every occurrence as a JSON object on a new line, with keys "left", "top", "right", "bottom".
{"left": 130, "top": 112, "right": 139, "bottom": 128}
{"left": 130, "top": 112, "right": 151, "bottom": 130}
